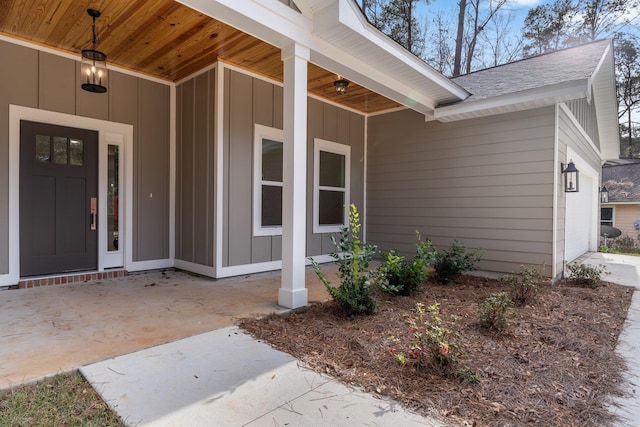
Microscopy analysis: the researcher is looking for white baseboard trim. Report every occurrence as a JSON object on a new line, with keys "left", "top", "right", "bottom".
{"left": 174, "top": 259, "right": 216, "bottom": 278}
{"left": 127, "top": 259, "right": 173, "bottom": 272}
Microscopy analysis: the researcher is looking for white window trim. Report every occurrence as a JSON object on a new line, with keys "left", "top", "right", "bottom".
{"left": 253, "top": 124, "right": 284, "bottom": 236}
{"left": 313, "top": 138, "right": 350, "bottom": 234}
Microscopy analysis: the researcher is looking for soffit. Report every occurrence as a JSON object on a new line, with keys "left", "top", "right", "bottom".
{"left": 0, "top": 0, "right": 401, "bottom": 113}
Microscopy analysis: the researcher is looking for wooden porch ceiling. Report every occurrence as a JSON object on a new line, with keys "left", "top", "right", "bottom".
{"left": 0, "top": 0, "right": 401, "bottom": 113}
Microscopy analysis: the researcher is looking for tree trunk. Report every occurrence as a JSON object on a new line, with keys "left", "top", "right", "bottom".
{"left": 453, "top": 0, "right": 467, "bottom": 76}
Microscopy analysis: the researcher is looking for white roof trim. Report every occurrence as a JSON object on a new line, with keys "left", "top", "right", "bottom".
{"left": 434, "top": 80, "right": 588, "bottom": 122}
{"left": 178, "top": 0, "right": 468, "bottom": 116}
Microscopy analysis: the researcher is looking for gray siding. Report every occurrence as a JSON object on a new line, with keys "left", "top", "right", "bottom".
{"left": 555, "top": 105, "right": 601, "bottom": 274}
{"left": 566, "top": 98, "right": 599, "bottom": 150}
{"left": 0, "top": 40, "right": 171, "bottom": 272}
{"left": 367, "top": 106, "right": 556, "bottom": 275}
{"left": 176, "top": 70, "right": 216, "bottom": 267}
{"left": 222, "top": 68, "right": 365, "bottom": 267}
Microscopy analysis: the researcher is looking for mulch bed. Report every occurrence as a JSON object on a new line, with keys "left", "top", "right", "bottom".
{"left": 240, "top": 275, "right": 634, "bottom": 426}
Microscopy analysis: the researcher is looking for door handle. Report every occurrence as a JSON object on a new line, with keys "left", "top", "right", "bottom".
{"left": 90, "top": 197, "right": 97, "bottom": 230}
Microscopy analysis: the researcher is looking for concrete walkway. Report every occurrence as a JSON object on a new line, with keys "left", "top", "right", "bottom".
{"left": 81, "top": 326, "right": 444, "bottom": 426}
{"left": 0, "top": 267, "right": 332, "bottom": 389}
{"left": 579, "top": 253, "right": 640, "bottom": 427}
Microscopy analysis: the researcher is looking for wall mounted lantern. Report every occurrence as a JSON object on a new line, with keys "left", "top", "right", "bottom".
{"left": 600, "top": 186, "right": 609, "bottom": 203}
{"left": 334, "top": 77, "right": 349, "bottom": 95}
{"left": 561, "top": 160, "right": 579, "bottom": 192}
{"left": 81, "top": 9, "right": 107, "bottom": 93}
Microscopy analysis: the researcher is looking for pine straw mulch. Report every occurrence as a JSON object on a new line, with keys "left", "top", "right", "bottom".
{"left": 240, "top": 275, "right": 634, "bottom": 427}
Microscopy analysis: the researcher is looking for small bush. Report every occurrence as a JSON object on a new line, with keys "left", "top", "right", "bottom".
{"left": 433, "top": 240, "right": 483, "bottom": 284}
{"left": 382, "top": 233, "right": 436, "bottom": 296}
{"left": 565, "top": 262, "right": 609, "bottom": 288}
{"left": 310, "top": 204, "right": 378, "bottom": 317}
{"left": 478, "top": 291, "right": 513, "bottom": 331}
{"left": 389, "top": 302, "right": 464, "bottom": 369}
{"left": 502, "top": 265, "right": 545, "bottom": 306}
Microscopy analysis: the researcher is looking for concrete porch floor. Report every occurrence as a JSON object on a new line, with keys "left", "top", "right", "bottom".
{"left": 0, "top": 266, "right": 333, "bottom": 389}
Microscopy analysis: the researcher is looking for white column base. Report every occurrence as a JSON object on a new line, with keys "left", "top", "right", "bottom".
{"left": 278, "top": 287, "right": 308, "bottom": 309}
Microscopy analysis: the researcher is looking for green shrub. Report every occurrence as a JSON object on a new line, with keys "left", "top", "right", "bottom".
{"left": 501, "top": 265, "right": 544, "bottom": 306}
{"left": 433, "top": 240, "right": 483, "bottom": 284}
{"left": 389, "top": 302, "right": 464, "bottom": 369}
{"left": 382, "top": 233, "right": 436, "bottom": 296}
{"left": 478, "top": 291, "right": 513, "bottom": 331}
{"left": 310, "top": 204, "right": 378, "bottom": 317}
{"left": 565, "top": 263, "right": 609, "bottom": 288}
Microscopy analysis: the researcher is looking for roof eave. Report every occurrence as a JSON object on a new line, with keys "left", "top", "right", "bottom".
{"left": 434, "top": 80, "right": 588, "bottom": 122}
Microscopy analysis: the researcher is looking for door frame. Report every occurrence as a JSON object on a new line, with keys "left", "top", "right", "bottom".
{"left": 3, "top": 105, "right": 133, "bottom": 285}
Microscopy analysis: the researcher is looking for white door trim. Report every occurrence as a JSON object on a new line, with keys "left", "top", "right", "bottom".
{"left": 3, "top": 105, "right": 133, "bottom": 286}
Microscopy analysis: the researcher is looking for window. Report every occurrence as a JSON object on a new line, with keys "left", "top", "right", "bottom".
{"left": 253, "top": 125, "right": 284, "bottom": 236}
{"left": 314, "top": 139, "right": 350, "bottom": 233}
{"left": 600, "top": 207, "right": 613, "bottom": 227}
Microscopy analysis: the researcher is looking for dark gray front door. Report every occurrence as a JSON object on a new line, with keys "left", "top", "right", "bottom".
{"left": 20, "top": 120, "right": 98, "bottom": 277}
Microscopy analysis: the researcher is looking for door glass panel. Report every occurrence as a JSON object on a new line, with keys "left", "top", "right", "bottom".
{"left": 53, "top": 137, "right": 68, "bottom": 164}
{"left": 107, "top": 145, "right": 119, "bottom": 251}
{"left": 35, "top": 135, "right": 51, "bottom": 163}
{"left": 69, "top": 139, "right": 84, "bottom": 166}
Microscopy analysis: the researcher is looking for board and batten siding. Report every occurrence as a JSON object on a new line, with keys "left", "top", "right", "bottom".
{"left": 367, "top": 106, "right": 556, "bottom": 275}
{"left": 175, "top": 70, "right": 216, "bottom": 267}
{"left": 222, "top": 68, "right": 365, "bottom": 267}
{"left": 0, "top": 40, "right": 171, "bottom": 274}
{"left": 566, "top": 98, "right": 599, "bottom": 151}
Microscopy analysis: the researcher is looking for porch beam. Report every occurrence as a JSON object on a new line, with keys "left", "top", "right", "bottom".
{"left": 279, "top": 43, "right": 309, "bottom": 309}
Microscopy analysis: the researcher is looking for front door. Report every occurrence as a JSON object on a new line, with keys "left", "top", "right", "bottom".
{"left": 20, "top": 121, "right": 98, "bottom": 277}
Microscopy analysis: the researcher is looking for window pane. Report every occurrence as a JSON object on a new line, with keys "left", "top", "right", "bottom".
{"left": 262, "top": 139, "right": 283, "bottom": 182}
{"left": 262, "top": 185, "right": 283, "bottom": 227}
{"left": 69, "top": 139, "right": 84, "bottom": 166}
{"left": 35, "top": 135, "right": 51, "bottom": 163}
{"left": 53, "top": 137, "right": 67, "bottom": 164}
{"left": 320, "top": 151, "right": 345, "bottom": 188}
{"left": 319, "top": 190, "right": 344, "bottom": 225}
{"left": 108, "top": 145, "right": 119, "bottom": 251}
{"left": 601, "top": 208, "right": 613, "bottom": 221}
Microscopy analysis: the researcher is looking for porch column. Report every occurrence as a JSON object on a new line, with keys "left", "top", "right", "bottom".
{"left": 279, "top": 42, "right": 309, "bottom": 309}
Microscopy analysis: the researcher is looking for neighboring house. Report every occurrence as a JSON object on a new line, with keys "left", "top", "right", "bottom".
{"left": 601, "top": 159, "right": 640, "bottom": 244}
{"left": 0, "top": 0, "right": 619, "bottom": 308}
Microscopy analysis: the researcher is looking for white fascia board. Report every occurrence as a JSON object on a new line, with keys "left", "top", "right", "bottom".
{"left": 310, "top": 49, "right": 435, "bottom": 116}
{"left": 178, "top": 0, "right": 314, "bottom": 49}
{"left": 434, "top": 80, "right": 588, "bottom": 122}
{"left": 315, "top": 0, "right": 468, "bottom": 101}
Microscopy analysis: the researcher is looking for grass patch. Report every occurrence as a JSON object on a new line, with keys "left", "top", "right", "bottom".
{"left": 0, "top": 371, "right": 122, "bottom": 426}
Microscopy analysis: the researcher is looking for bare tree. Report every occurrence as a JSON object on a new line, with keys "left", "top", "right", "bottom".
{"left": 479, "top": 10, "right": 523, "bottom": 68}
{"left": 453, "top": 0, "right": 467, "bottom": 76}
{"left": 428, "top": 11, "right": 455, "bottom": 75}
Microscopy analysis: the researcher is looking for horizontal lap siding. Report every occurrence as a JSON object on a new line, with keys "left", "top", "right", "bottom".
{"left": 367, "top": 107, "right": 556, "bottom": 275}
{"left": 611, "top": 204, "right": 640, "bottom": 242}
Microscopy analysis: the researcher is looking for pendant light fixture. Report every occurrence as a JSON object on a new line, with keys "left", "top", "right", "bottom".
{"left": 81, "top": 9, "right": 108, "bottom": 94}
{"left": 334, "top": 76, "right": 349, "bottom": 95}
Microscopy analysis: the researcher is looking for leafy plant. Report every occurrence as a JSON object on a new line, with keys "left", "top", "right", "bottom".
{"left": 501, "top": 264, "right": 545, "bottom": 305}
{"left": 478, "top": 291, "right": 513, "bottom": 331}
{"left": 381, "top": 232, "right": 436, "bottom": 296}
{"left": 389, "top": 302, "right": 464, "bottom": 369}
{"left": 433, "top": 240, "right": 483, "bottom": 284}
{"left": 565, "top": 262, "right": 609, "bottom": 289}
{"left": 310, "top": 204, "right": 378, "bottom": 317}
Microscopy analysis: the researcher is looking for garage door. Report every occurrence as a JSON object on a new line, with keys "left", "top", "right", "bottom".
{"left": 565, "top": 173, "right": 595, "bottom": 262}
